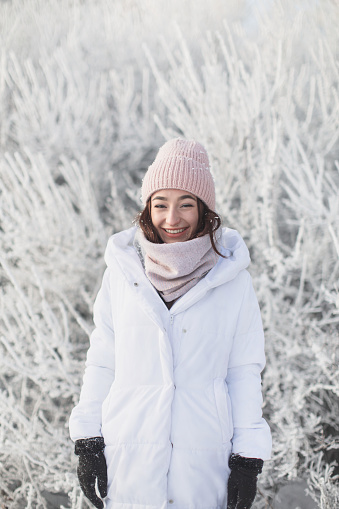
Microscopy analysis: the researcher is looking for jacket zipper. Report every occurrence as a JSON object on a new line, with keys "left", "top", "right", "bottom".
{"left": 169, "top": 313, "right": 174, "bottom": 450}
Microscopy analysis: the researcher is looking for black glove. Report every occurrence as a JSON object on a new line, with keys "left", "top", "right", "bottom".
{"left": 227, "top": 454, "right": 263, "bottom": 509}
{"left": 75, "top": 437, "right": 108, "bottom": 509}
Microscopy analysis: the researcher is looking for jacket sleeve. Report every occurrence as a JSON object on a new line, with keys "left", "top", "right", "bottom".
{"left": 69, "top": 268, "right": 115, "bottom": 441}
{"left": 226, "top": 271, "right": 272, "bottom": 460}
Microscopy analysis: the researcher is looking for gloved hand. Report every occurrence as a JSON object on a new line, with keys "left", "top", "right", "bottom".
{"left": 227, "top": 454, "right": 263, "bottom": 509}
{"left": 75, "top": 437, "right": 107, "bottom": 509}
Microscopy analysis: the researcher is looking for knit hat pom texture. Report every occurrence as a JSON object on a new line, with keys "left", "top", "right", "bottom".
{"left": 141, "top": 138, "right": 215, "bottom": 211}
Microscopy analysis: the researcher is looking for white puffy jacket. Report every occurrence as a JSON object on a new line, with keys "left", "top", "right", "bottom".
{"left": 69, "top": 226, "right": 271, "bottom": 509}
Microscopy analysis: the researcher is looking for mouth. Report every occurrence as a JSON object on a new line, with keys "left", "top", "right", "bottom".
{"left": 164, "top": 228, "right": 187, "bottom": 234}
{"left": 161, "top": 227, "right": 189, "bottom": 238}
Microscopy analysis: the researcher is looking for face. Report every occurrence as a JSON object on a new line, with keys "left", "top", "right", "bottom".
{"left": 150, "top": 189, "right": 199, "bottom": 243}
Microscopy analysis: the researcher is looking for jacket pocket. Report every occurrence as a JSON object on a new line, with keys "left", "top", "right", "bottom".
{"left": 213, "top": 378, "right": 233, "bottom": 444}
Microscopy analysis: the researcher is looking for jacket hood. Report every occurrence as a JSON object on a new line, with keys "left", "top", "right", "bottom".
{"left": 206, "top": 226, "right": 250, "bottom": 288}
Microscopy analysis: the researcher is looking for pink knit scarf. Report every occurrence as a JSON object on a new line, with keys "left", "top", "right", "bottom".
{"left": 135, "top": 229, "right": 219, "bottom": 302}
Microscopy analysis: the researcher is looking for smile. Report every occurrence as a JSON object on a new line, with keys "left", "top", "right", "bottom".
{"left": 163, "top": 228, "right": 188, "bottom": 234}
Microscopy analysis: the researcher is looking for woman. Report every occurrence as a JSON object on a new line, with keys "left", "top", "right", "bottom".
{"left": 69, "top": 138, "right": 272, "bottom": 509}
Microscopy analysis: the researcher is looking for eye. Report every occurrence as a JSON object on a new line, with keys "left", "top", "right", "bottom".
{"left": 154, "top": 204, "right": 166, "bottom": 209}
{"left": 181, "top": 203, "right": 194, "bottom": 208}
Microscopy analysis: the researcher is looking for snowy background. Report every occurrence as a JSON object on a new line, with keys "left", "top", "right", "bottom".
{"left": 0, "top": 0, "right": 338, "bottom": 508}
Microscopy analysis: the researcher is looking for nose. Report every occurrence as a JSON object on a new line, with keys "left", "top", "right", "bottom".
{"left": 166, "top": 206, "right": 180, "bottom": 226}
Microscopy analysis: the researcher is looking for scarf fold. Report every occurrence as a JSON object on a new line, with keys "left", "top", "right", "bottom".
{"left": 135, "top": 229, "right": 220, "bottom": 302}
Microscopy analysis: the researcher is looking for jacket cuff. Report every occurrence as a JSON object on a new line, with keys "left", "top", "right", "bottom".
{"left": 229, "top": 453, "right": 264, "bottom": 474}
{"left": 74, "top": 436, "right": 105, "bottom": 456}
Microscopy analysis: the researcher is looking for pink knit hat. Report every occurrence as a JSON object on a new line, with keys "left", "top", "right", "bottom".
{"left": 141, "top": 138, "right": 215, "bottom": 211}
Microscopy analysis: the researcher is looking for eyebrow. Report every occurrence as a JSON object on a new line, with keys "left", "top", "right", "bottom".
{"left": 151, "top": 194, "right": 197, "bottom": 201}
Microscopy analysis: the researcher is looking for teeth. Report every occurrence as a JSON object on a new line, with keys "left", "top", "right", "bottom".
{"left": 165, "top": 228, "right": 186, "bottom": 234}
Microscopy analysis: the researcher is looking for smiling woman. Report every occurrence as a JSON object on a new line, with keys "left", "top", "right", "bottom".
{"left": 137, "top": 191, "right": 224, "bottom": 254}
{"left": 69, "top": 138, "right": 271, "bottom": 509}
{"left": 151, "top": 190, "right": 199, "bottom": 243}
{"left": 137, "top": 141, "right": 224, "bottom": 256}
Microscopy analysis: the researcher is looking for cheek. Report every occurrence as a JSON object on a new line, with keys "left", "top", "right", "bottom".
{"left": 150, "top": 210, "right": 163, "bottom": 233}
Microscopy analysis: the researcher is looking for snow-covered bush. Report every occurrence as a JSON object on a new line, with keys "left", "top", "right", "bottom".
{"left": 0, "top": 0, "right": 338, "bottom": 507}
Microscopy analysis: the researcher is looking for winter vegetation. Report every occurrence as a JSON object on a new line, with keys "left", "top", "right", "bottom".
{"left": 0, "top": 0, "right": 338, "bottom": 507}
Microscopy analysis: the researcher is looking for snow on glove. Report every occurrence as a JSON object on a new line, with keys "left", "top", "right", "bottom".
{"left": 227, "top": 454, "right": 263, "bottom": 509}
{"left": 75, "top": 437, "right": 108, "bottom": 509}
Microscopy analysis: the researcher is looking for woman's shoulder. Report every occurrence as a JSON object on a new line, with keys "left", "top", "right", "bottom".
{"left": 218, "top": 227, "right": 250, "bottom": 258}
{"left": 104, "top": 226, "right": 139, "bottom": 267}
{"left": 205, "top": 228, "right": 251, "bottom": 287}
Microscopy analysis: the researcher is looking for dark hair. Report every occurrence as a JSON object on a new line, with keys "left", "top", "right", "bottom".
{"left": 135, "top": 198, "right": 226, "bottom": 258}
